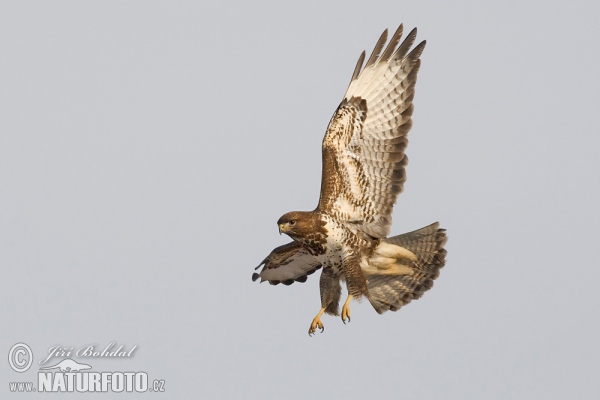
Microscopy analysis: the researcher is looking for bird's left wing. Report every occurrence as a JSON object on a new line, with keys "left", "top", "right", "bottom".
{"left": 253, "top": 241, "right": 321, "bottom": 286}
{"left": 317, "top": 25, "right": 425, "bottom": 238}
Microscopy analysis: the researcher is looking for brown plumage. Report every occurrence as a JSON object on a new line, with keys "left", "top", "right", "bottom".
{"left": 253, "top": 24, "right": 447, "bottom": 335}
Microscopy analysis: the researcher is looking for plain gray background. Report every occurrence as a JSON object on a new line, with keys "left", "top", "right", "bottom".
{"left": 2, "top": 1, "right": 599, "bottom": 398}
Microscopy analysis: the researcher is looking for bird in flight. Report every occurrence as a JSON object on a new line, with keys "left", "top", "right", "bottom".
{"left": 253, "top": 24, "right": 447, "bottom": 335}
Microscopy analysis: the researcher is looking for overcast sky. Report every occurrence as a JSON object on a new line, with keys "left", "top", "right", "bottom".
{"left": 1, "top": 1, "right": 599, "bottom": 398}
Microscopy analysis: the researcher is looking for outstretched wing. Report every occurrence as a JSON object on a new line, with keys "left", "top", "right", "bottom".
{"left": 317, "top": 25, "right": 425, "bottom": 238}
{"left": 253, "top": 241, "right": 321, "bottom": 286}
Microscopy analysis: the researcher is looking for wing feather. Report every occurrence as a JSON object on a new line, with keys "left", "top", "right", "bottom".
{"left": 349, "top": 51, "right": 366, "bottom": 85}
{"left": 380, "top": 24, "right": 404, "bottom": 62}
{"left": 317, "top": 25, "right": 426, "bottom": 238}
{"left": 364, "top": 29, "right": 388, "bottom": 69}
{"left": 253, "top": 242, "right": 321, "bottom": 286}
{"left": 393, "top": 27, "right": 418, "bottom": 60}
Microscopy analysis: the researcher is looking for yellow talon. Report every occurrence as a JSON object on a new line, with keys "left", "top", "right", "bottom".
{"left": 308, "top": 308, "right": 326, "bottom": 336}
{"left": 341, "top": 295, "right": 353, "bottom": 324}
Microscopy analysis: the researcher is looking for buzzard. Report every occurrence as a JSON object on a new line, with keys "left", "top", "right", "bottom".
{"left": 252, "top": 24, "right": 447, "bottom": 335}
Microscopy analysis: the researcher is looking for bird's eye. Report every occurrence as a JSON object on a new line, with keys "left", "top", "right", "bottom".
{"left": 289, "top": 220, "right": 296, "bottom": 226}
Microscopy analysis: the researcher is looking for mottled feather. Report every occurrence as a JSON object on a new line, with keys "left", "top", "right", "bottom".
{"left": 368, "top": 223, "right": 447, "bottom": 313}
{"left": 317, "top": 29, "right": 426, "bottom": 239}
{"left": 253, "top": 241, "right": 321, "bottom": 286}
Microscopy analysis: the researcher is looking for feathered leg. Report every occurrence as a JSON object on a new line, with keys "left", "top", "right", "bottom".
{"left": 341, "top": 251, "right": 368, "bottom": 324}
{"left": 320, "top": 268, "right": 342, "bottom": 315}
{"left": 309, "top": 268, "right": 341, "bottom": 336}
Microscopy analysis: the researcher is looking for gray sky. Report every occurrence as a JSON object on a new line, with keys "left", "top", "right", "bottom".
{"left": 1, "top": 1, "right": 599, "bottom": 398}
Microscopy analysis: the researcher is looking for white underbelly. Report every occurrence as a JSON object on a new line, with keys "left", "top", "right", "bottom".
{"left": 317, "top": 217, "right": 347, "bottom": 276}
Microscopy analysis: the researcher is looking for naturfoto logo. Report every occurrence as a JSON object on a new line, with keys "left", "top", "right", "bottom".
{"left": 8, "top": 342, "right": 165, "bottom": 393}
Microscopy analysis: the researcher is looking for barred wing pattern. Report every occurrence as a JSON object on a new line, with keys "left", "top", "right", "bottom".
{"left": 253, "top": 241, "right": 322, "bottom": 286}
{"left": 317, "top": 26, "right": 426, "bottom": 238}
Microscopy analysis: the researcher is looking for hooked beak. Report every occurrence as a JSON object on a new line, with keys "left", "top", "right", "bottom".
{"left": 278, "top": 224, "right": 285, "bottom": 235}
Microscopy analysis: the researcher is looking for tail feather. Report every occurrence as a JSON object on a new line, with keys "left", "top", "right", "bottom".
{"left": 367, "top": 222, "right": 447, "bottom": 314}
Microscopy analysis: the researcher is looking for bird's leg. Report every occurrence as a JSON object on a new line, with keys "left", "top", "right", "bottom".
{"left": 308, "top": 308, "right": 326, "bottom": 336}
{"left": 341, "top": 294, "right": 353, "bottom": 324}
{"left": 340, "top": 250, "right": 365, "bottom": 324}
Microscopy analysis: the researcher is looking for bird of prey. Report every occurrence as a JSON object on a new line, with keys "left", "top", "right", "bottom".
{"left": 252, "top": 24, "right": 447, "bottom": 335}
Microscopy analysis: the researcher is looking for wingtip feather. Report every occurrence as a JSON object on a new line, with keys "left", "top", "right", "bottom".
{"left": 364, "top": 28, "right": 388, "bottom": 69}
{"left": 394, "top": 27, "right": 418, "bottom": 60}
{"left": 380, "top": 24, "right": 404, "bottom": 62}
{"left": 350, "top": 50, "right": 366, "bottom": 83}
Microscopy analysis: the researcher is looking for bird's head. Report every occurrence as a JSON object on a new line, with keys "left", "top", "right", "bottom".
{"left": 277, "top": 211, "right": 314, "bottom": 238}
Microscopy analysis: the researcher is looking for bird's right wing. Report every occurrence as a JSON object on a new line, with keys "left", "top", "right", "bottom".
{"left": 253, "top": 241, "right": 321, "bottom": 286}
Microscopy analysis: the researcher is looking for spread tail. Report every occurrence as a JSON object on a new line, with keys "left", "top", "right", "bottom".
{"left": 367, "top": 222, "right": 447, "bottom": 314}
